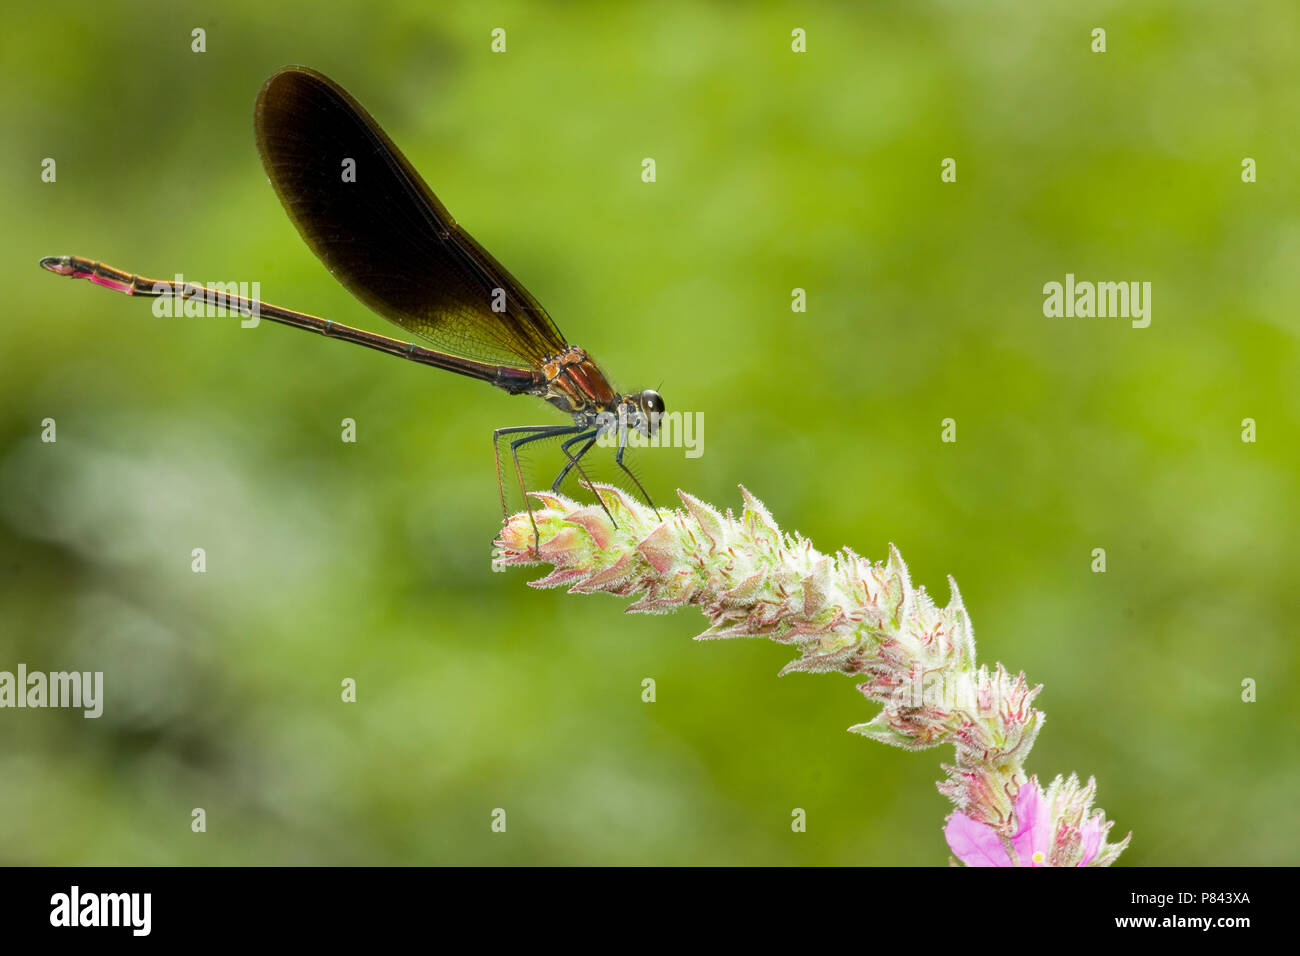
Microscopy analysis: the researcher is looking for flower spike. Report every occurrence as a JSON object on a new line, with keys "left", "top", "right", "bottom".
{"left": 493, "top": 483, "right": 1130, "bottom": 865}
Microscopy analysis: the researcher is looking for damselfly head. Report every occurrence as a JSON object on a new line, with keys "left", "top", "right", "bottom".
{"left": 623, "top": 389, "right": 665, "bottom": 435}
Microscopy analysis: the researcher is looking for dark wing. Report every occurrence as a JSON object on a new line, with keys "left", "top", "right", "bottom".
{"left": 254, "top": 66, "right": 567, "bottom": 368}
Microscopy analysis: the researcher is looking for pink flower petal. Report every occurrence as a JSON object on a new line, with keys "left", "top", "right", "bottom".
{"left": 945, "top": 813, "right": 1013, "bottom": 867}
{"left": 1077, "top": 816, "right": 1103, "bottom": 866}
{"left": 1012, "top": 780, "right": 1052, "bottom": 866}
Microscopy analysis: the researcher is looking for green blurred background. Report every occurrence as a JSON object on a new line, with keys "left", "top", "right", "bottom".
{"left": 1, "top": 0, "right": 1297, "bottom": 865}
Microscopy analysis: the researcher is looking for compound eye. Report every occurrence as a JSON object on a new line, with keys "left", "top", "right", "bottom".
{"left": 640, "top": 389, "right": 664, "bottom": 415}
